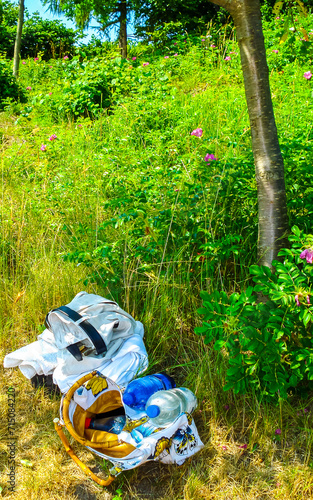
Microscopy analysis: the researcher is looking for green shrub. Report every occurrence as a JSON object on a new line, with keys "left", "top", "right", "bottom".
{"left": 28, "top": 56, "right": 112, "bottom": 119}
{"left": 0, "top": 2, "right": 81, "bottom": 60}
{"left": 0, "top": 58, "right": 24, "bottom": 108}
{"left": 195, "top": 226, "right": 313, "bottom": 402}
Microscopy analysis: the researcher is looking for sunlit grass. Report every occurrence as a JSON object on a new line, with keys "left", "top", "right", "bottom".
{"left": 1, "top": 30, "right": 313, "bottom": 499}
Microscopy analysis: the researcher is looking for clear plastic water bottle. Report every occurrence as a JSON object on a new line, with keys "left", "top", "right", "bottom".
{"left": 122, "top": 373, "right": 176, "bottom": 410}
{"left": 85, "top": 415, "right": 126, "bottom": 434}
{"left": 145, "top": 387, "right": 197, "bottom": 427}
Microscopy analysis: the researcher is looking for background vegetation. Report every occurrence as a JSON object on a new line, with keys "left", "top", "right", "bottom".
{"left": 1, "top": 3, "right": 313, "bottom": 499}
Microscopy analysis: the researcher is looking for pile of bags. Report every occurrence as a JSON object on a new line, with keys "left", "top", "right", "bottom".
{"left": 3, "top": 292, "right": 203, "bottom": 483}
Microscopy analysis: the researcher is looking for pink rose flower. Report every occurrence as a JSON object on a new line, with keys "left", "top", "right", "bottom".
{"left": 204, "top": 153, "right": 217, "bottom": 162}
{"left": 191, "top": 128, "right": 203, "bottom": 138}
{"left": 225, "top": 56, "right": 231, "bottom": 61}
{"left": 40, "top": 144, "right": 47, "bottom": 151}
{"left": 22, "top": 61, "right": 26, "bottom": 65}
{"left": 143, "top": 62, "right": 149, "bottom": 66}
{"left": 132, "top": 56, "right": 136, "bottom": 60}
{"left": 63, "top": 55, "right": 69, "bottom": 60}
{"left": 300, "top": 248, "right": 313, "bottom": 263}
{"left": 26, "top": 86, "right": 32, "bottom": 90}
{"left": 272, "top": 50, "right": 279, "bottom": 54}
{"left": 304, "top": 71, "right": 312, "bottom": 80}
{"left": 164, "top": 55, "right": 169, "bottom": 59}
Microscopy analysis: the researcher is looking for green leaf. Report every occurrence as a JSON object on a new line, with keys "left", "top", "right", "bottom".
{"left": 200, "top": 291, "right": 211, "bottom": 301}
{"left": 249, "top": 265, "right": 262, "bottom": 276}
{"left": 262, "top": 265, "right": 273, "bottom": 278}
{"left": 227, "top": 366, "right": 241, "bottom": 377}
{"left": 197, "top": 307, "right": 209, "bottom": 315}
{"left": 291, "top": 225, "right": 301, "bottom": 238}
{"left": 214, "top": 339, "right": 225, "bottom": 351}
{"left": 223, "top": 381, "right": 234, "bottom": 391}
{"left": 291, "top": 362, "right": 301, "bottom": 370}
{"left": 245, "top": 286, "right": 254, "bottom": 297}
{"left": 303, "top": 311, "right": 311, "bottom": 328}
{"left": 296, "top": 351, "right": 310, "bottom": 361}
{"left": 194, "top": 326, "right": 208, "bottom": 335}
{"left": 289, "top": 374, "right": 298, "bottom": 386}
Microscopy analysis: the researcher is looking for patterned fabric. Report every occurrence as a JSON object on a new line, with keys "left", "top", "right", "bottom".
{"left": 60, "top": 373, "right": 204, "bottom": 475}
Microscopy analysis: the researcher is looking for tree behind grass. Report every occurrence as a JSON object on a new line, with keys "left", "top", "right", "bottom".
{"left": 12, "top": 0, "right": 23, "bottom": 77}
{"left": 43, "top": 0, "right": 131, "bottom": 58}
{"left": 209, "top": 0, "right": 289, "bottom": 267}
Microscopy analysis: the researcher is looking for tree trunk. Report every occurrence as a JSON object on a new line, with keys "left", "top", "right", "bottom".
{"left": 13, "top": 0, "right": 24, "bottom": 78}
{"left": 209, "top": 0, "right": 289, "bottom": 267}
{"left": 118, "top": 0, "right": 127, "bottom": 59}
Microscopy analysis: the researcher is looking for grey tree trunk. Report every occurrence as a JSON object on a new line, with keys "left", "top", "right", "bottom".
{"left": 13, "top": 0, "right": 24, "bottom": 78}
{"left": 209, "top": 0, "right": 289, "bottom": 267}
{"left": 118, "top": 0, "right": 127, "bottom": 59}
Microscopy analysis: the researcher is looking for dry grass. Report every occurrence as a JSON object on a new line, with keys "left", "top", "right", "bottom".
{"left": 1, "top": 60, "right": 313, "bottom": 499}
{"left": 2, "top": 348, "right": 313, "bottom": 499}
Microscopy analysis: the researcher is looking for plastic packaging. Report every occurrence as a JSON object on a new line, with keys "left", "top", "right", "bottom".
{"left": 145, "top": 387, "right": 197, "bottom": 427}
{"left": 85, "top": 415, "right": 126, "bottom": 434}
{"left": 122, "top": 373, "right": 175, "bottom": 409}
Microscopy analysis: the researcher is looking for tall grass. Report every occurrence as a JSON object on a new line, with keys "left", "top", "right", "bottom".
{"left": 1, "top": 20, "right": 313, "bottom": 498}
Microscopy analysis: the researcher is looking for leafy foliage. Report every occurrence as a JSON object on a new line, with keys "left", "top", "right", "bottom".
{"left": 21, "top": 13, "right": 82, "bottom": 59}
{"left": 0, "top": 58, "right": 25, "bottom": 108}
{"left": 134, "top": 0, "right": 223, "bottom": 38}
{"left": 195, "top": 227, "right": 313, "bottom": 402}
{"left": 0, "top": 1, "right": 81, "bottom": 59}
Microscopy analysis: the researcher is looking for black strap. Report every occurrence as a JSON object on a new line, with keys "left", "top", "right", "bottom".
{"left": 45, "top": 305, "right": 107, "bottom": 360}
{"left": 66, "top": 343, "right": 83, "bottom": 362}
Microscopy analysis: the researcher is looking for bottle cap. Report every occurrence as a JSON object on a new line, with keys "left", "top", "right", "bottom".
{"left": 146, "top": 405, "right": 160, "bottom": 418}
{"left": 123, "top": 392, "right": 135, "bottom": 406}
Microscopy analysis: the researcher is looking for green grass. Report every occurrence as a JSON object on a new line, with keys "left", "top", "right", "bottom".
{"left": 1, "top": 16, "right": 313, "bottom": 499}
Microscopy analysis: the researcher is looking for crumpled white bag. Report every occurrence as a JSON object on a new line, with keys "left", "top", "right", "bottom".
{"left": 3, "top": 292, "right": 148, "bottom": 392}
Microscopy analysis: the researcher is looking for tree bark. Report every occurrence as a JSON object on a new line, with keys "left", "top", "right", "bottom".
{"left": 209, "top": 0, "right": 288, "bottom": 267}
{"left": 13, "top": 0, "right": 24, "bottom": 78}
{"left": 118, "top": 0, "right": 127, "bottom": 59}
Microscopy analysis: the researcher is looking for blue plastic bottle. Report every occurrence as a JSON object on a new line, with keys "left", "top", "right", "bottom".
{"left": 122, "top": 373, "right": 176, "bottom": 410}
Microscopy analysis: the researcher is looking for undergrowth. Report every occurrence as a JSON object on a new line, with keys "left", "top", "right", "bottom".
{"left": 0, "top": 11, "right": 313, "bottom": 500}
